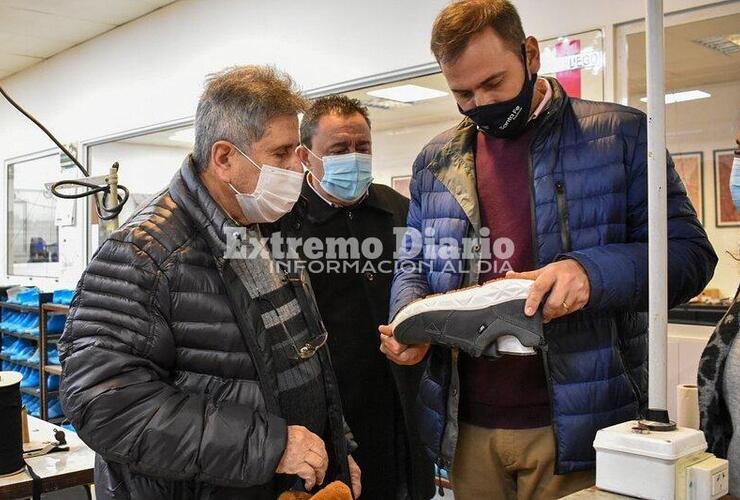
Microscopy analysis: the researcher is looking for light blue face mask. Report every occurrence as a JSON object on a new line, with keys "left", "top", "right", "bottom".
{"left": 731, "top": 153, "right": 740, "bottom": 211}
{"left": 307, "top": 149, "right": 373, "bottom": 203}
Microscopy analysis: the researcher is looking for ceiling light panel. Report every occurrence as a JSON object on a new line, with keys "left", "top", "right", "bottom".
{"left": 639, "top": 90, "right": 711, "bottom": 104}
{"left": 366, "top": 84, "right": 448, "bottom": 103}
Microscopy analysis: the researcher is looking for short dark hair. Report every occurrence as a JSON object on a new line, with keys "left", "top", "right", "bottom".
{"left": 193, "top": 65, "right": 308, "bottom": 171}
{"left": 431, "top": 0, "right": 525, "bottom": 64}
{"left": 300, "top": 95, "right": 371, "bottom": 149}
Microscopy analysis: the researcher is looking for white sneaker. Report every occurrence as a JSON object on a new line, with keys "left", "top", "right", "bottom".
{"left": 390, "top": 279, "right": 544, "bottom": 356}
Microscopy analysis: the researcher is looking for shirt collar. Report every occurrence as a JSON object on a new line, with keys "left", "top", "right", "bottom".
{"left": 296, "top": 174, "right": 390, "bottom": 225}
{"left": 306, "top": 171, "right": 342, "bottom": 208}
{"left": 529, "top": 77, "right": 552, "bottom": 122}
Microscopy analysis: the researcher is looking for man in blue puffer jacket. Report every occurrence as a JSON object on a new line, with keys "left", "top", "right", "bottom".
{"left": 379, "top": 1, "right": 717, "bottom": 498}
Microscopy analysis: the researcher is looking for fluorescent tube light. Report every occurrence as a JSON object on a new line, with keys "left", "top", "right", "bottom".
{"left": 639, "top": 90, "right": 711, "bottom": 104}
{"left": 366, "top": 84, "right": 448, "bottom": 103}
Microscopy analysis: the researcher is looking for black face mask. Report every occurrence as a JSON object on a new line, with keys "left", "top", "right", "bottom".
{"left": 459, "top": 44, "right": 537, "bottom": 139}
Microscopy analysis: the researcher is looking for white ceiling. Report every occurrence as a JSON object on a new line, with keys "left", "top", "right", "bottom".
{"left": 627, "top": 12, "right": 740, "bottom": 95}
{"left": 0, "top": 0, "right": 178, "bottom": 80}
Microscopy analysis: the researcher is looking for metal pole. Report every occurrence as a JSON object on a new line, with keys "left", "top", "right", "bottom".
{"left": 646, "top": 0, "right": 668, "bottom": 417}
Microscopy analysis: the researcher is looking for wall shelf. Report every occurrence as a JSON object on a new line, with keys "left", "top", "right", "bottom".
{"left": 0, "top": 302, "right": 40, "bottom": 313}
{"left": 20, "top": 387, "right": 41, "bottom": 397}
{"left": 0, "top": 353, "right": 39, "bottom": 369}
{"left": 40, "top": 302, "right": 68, "bottom": 421}
{"left": 45, "top": 365, "right": 62, "bottom": 376}
{"left": 0, "top": 329, "right": 41, "bottom": 342}
{"left": 0, "top": 293, "right": 68, "bottom": 423}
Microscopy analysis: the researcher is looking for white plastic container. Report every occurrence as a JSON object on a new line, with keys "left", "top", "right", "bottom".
{"left": 593, "top": 420, "right": 707, "bottom": 499}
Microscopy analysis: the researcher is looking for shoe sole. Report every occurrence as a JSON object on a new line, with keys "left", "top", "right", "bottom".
{"left": 390, "top": 279, "right": 543, "bottom": 356}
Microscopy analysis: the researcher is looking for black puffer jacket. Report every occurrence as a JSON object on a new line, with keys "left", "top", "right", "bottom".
{"left": 59, "top": 156, "right": 349, "bottom": 499}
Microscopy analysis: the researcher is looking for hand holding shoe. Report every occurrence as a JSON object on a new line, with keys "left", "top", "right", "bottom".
{"left": 507, "top": 259, "right": 591, "bottom": 323}
{"left": 378, "top": 324, "right": 430, "bottom": 365}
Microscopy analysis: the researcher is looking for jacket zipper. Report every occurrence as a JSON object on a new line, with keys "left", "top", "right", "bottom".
{"left": 555, "top": 181, "right": 571, "bottom": 252}
{"left": 527, "top": 155, "right": 540, "bottom": 269}
{"left": 619, "top": 352, "right": 643, "bottom": 416}
{"left": 440, "top": 349, "right": 459, "bottom": 468}
{"left": 527, "top": 148, "right": 562, "bottom": 473}
{"left": 614, "top": 323, "right": 644, "bottom": 418}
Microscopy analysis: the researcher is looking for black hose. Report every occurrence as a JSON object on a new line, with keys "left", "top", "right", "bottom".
{"left": 0, "top": 85, "right": 129, "bottom": 220}
{"left": 49, "top": 169, "right": 130, "bottom": 221}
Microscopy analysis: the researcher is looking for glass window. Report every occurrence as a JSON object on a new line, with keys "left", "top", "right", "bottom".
{"left": 539, "top": 29, "right": 605, "bottom": 101}
{"left": 621, "top": 10, "right": 740, "bottom": 301}
{"left": 6, "top": 153, "right": 63, "bottom": 277}
{"left": 86, "top": 125, "right": 194, "bottom": 254}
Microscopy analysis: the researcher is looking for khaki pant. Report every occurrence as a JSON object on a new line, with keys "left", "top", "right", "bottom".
{"left": 451, "top": 423, "right": 595, "bottom": 500}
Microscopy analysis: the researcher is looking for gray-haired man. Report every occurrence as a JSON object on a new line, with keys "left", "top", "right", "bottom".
{"left": 59, "top": 65, "right": 360, "bottom": 499}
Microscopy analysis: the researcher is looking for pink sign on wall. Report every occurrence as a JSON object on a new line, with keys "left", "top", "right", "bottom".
{"left": 540, "top": 30, "right": 605, "bottom": 101}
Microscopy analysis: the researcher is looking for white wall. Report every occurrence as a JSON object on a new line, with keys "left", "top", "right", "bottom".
{"left": 0, "top": 0, "right": 727, "bottom": 290}
{"left": 666, "top": 323, "right": 715, "bottom": 421}
{"left": 373, "top": 118, "right": 460, "bottom": 186}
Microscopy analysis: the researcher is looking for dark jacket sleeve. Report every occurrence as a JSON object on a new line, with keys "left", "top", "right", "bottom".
{"left": 561, "top": 113, "right": 717, "bottom": 311}
{"left": 59, "top": 235, "right": 287, "bottom": 488}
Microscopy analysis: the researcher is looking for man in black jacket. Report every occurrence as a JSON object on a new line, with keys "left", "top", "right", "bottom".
{"left": 59, "top": 66, "right": 360, "bottom": 499}
{"left": 273, "top": 95, "right": 435, "bottom": 499}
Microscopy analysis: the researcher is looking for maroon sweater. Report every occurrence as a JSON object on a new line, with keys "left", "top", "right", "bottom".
{"left": 457, "top": 127, "right": 551, "bottom": 429}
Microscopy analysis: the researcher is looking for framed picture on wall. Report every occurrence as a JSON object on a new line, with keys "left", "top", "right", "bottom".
{"left": 713, "top": 148, "right": 740, "bottom": 227}
{"left": 391, "top": 175, "right": 411, "bottom": 199}
{"left": 672, "top": 152, "right": 704, "bottom": 225}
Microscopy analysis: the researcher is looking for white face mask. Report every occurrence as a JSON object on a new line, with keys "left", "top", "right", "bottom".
{"left": 229, "top": 145, "right": 304, "bottom": 223}
{"left": 731, "top": 153, "right": 740, "bottom": 211}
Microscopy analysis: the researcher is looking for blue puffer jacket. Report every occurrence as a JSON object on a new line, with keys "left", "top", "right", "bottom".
{"left": 389, "top": 78, "right": 717, "bottom": 474}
